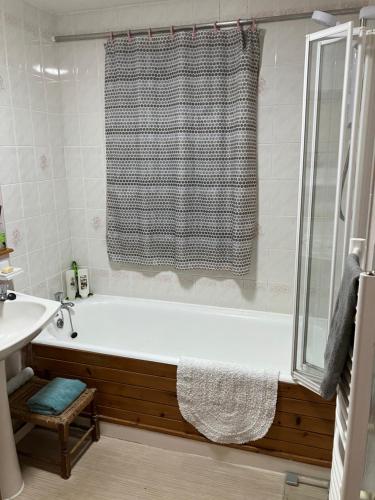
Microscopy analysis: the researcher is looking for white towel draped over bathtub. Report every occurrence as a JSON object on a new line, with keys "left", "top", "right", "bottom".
{"left": 176, "top": 357, "right": 279, "bottom": 444}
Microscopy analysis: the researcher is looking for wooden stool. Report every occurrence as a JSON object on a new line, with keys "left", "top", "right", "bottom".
{"left": 9, "top": 377, "right": 100, "bottom": 479}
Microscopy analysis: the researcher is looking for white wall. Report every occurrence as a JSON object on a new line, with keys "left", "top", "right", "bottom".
{"left": 0, "top": 0, "right": 364, "bottom": 311}
{"left": 55, "top": 1, "right": 363, "bottom": 314}
{"left": 55, "top": 2, "right": 315, "bottom": 314}
{"left": 0, "top": 0, "right": 71, "bottom": 299}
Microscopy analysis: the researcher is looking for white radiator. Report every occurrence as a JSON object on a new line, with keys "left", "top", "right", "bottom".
{"left": 329, "top": 272, "right": 375, "bottom": 499}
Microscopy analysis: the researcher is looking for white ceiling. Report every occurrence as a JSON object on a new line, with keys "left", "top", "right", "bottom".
{"left": 28, "top": 0, "right": 156, "bottom": 15}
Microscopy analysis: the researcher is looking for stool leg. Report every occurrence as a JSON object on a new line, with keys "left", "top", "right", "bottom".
{"left": 90, "top": 398, "right": 100, "bottom": 442}
{"left": 58, "top": 424, "right": 71, "bottom": 479}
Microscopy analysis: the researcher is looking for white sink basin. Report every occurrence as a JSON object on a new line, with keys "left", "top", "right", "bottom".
{"left": 0, "top": 292, "right": 60, "bottom": 361}
{"left": 0, "top": 291, "right": 60, "bottom": 499}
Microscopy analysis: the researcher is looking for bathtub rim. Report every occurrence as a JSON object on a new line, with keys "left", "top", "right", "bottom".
{"left": 35, "top": 293, "right": 295, "bottom": 383}
{"left": 32, "top": 338, "right": 295, "bottom": 384}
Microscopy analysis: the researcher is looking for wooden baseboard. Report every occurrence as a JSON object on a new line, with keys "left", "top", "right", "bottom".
{"left": 31, "top": 344, "right": 335, "bottom": 468}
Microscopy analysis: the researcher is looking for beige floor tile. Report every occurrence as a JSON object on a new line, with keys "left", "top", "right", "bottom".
{"left": 284, "top": 483, "right": 329, "bottom": 500}
{"left": 18, "top": 436, "right": 285, "bottom": 500}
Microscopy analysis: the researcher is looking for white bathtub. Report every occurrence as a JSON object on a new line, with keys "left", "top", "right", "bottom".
{"left": 34, "top": 295, "right": 294, "bottom": 383}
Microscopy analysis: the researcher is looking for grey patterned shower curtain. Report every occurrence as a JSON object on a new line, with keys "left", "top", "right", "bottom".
{"left": 105, "top": 29, "right": 259, "bottom": 275}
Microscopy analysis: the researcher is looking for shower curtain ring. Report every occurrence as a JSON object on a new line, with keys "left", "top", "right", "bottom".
{"left": 170, "top": 25, "right": 175, "bottom": 39}
{"left": 236, "top": 18, "right": 242, "bottom": 31}
{"left": 127, "top": 29, "right": 132, "bottom": 42}
{"left": 192, "top": 24, "right": 197, "bottom": 39}
{"left": 213, "top": 21, "right": 219, "bottom": 33}
{"left": 251, "top": 18, "right": 257, "bottom": 32}
{"left": 148, "top": 27, "right": 152, "bottom": 40}
{"left": 109, "top": 31, "right": 114, "bottom": 42}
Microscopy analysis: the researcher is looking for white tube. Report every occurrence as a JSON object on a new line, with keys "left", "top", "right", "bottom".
{"left": 6, "top": 367, "right": 34, "bottom": 396}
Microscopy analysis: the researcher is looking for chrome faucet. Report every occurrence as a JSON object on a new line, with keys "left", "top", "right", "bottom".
{"left": 0, "top": 283, "right": 16, "bottom": 302}
{"left": 54, "top": 291, "right": 75, "bottom": 310}
{"left": 0, "top": 284, "right": 8, "bottom": 301}
{"left": 54, "top": 291, "right": 77, "bottom": 336}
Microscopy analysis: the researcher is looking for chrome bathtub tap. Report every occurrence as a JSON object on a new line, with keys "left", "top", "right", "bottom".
{"left": 0, "top": 283, "right": 16, "bottom": 302}
{"left": 54, "top": 291, "right": 78, "bottom": 338}
{"left": 54, "top": 291, "right": 75, "bottom": 311}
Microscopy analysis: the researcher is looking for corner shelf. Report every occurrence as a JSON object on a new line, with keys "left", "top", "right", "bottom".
{"left": 0, "top": 267, "right": 23, "bottom": 280}
{"left": 0, "top": 248, "right": 14, "bottom": 258}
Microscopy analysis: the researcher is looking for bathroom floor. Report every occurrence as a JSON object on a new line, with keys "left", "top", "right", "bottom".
{"left": 16, "top": 436, "right": 327, "bottom": 500}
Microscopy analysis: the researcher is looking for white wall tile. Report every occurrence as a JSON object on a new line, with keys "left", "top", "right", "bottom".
{"left": 274, "top": 64, "right": 303, "bottom": 105}
{"left": 38, "top": 179, "right": 56, "bottom": 213}
{"left": 18, "top": 147, "right": 36, "bottom": 182}
{"left": 0, "top": 0, "right": 71, "bottom": 296}
{"left": 45, "top": 80, "right": 61, "bottom": 113}
{"left": 63, "top": 113, "right": 80, "bottom": 146}
{"left": 258, "top": 106, "right": 273, "bottom": 144}
{"left": 0, "top": 147, "right": 19, "bottom": 184}
{"left": 272, "top": 105, "right": 301, "bottom": 143}
{"left": 5, "top": 219, "right": 27, "bottom": 255}
{"left": 14, "top": 108, "right": 33, "bottom": 145}
{"left": 67, "top": 177, "right": 85, "bottom": 208}
{"left": 192, "top": 0, "right": 220, "bottom": 23}
{"left": 21, "top": 182, "right": 40, "bottom": 217}
{"left": 11, "top": 252, "right": 30, "bottom": 290}
{"left": 71, "top": 236, "right": 89, "bottom": 266}
{"left": 0, "top": 66, "right": 11, "bottom": 106}
{"left": 9, "top": 68, "right": 29, "bottom": 108}
{"left": 53, "top": 178, "right": 68, "bottom": 210}
{"left": 48, "top": 113, "right": 64, "bottom": 148}
{"left": 28, "top": 248, "right": 46, "bottom": 285}
{"left": 2, "top": 183, "right": 23, "bottom": 221}
{"left": 35, "top": 146, "right": 52, "bottom": 180}
{"left": 88, "top": 237, "right": 108, "bottom": 269}
{"left": 267, "top": 282, "right": 293, "bottom": 313}
{"left": 64, "top": 147, "right": 82, "bottom": 177}
{"left": 28, "top": 75, "right": 47, "bottom": 112}
{"left": 32, "top": 111, "right": 49, "bottom": 146}
{"left": 0, "top": 106, "right": 15, "bottom": 145}
{"left": 44, "top": 243, "right": 61, "bottom": 278}
{"left": 82, "top": 147, "right": 104, "bottom": 178}
{"left": 79, "top": 113, "right": 102, "bottom": 147}
{"left": 61, "top": 81, "right": 78, "bottom": 113}
{"left": 24, "top": 215, "right": 44, "bottom": 252}
{"left": 86, "top": 209, "right": 106, "bottom": 239}
{"left": 271, "top": 142, "right": 300, "bottom": 179}
{"left": 31, "top": 280, "right": 48, "bottom": 298}
{"left": 85, "top": 178, "right": 105, "bottom": 209}
{"left": 77, "top": 78, "right": 100, "bottom": 113}
{"left": 52, "top": 4, "right": 311, "bottom": 314}
{"left": 0, "top": 0, "right": 322, "bottom": 313}
{"left": 74, "top": 42, "right": 98, "bottom": 80}
{"left": 41, "top": 212, "right": 59, "bottom": 247}
{"left": 69, "top": 208, "right": 87, "bottom": 237}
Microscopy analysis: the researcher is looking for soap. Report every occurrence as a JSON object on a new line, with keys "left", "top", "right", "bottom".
{"left": 1, "top": 266, "right": 14, "bottom": 274}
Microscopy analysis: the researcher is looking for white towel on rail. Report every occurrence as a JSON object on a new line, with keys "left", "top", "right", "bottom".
{"left": 177, "top": 357, "right": 279, "bottom": 444}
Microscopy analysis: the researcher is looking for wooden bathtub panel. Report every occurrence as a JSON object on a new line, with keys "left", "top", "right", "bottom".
{"left": 33, "top": 358, "right": 336, "bottom": 421}
{"left": 33, "top": 356, "right": 176, "bottom": 392}
{"left": 32, "top": 345, "right": 177, "bottom": 378}
{"left": 274, "top": 411, "right": 334, "bottom": 436}
{"left": 31, "top": 345, "right": 335, "bottom": 468}
{"left": 96, "top": 406, "right": 333, "bottom": 464}
{"left": 98, "top": 403, "right": 334, "bottom": 453}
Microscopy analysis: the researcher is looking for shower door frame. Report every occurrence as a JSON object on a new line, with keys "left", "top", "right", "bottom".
{"left": 292, "top": 22, "right": 356, "bottom": 394}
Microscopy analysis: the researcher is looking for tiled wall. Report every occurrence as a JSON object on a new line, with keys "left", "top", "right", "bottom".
{"left": 0, "top": 0, "right": 364, "bottom": 311}
{"left": 54, "top": 0, "right": 363, "bottom": 314}
{"left": 0, "top": 0, "right": 71, "bottom": 298}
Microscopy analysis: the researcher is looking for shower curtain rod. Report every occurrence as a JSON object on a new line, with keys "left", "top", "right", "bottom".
{"left": 53, "top": 7, "right": 360, "bottom": 42}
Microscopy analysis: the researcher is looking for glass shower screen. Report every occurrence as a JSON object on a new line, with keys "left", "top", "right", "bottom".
{"left": 293, "top": 22, "right": 355, "bottom": 393}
